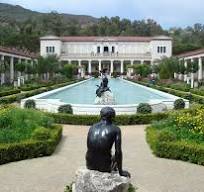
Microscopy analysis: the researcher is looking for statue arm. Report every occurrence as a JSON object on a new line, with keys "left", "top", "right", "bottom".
{"left": 115, "top": 129, "right": 123, "bottom": 175}
{"left": 115, "top": 128, "right": 131, "bottom": 178}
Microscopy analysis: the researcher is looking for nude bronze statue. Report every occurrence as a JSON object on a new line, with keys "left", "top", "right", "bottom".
{"left": 96, "top": 69, "right": 111, "bottom": 98}
{"left": 86, "top": 107, "right": 131, "bottom": 178}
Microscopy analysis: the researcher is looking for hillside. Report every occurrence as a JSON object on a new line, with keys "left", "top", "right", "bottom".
{"left": 0, "top": 3, "right": 98, "bottom": 25}
{"left": 0, "top": 3, "right": 203, "bottom": 54}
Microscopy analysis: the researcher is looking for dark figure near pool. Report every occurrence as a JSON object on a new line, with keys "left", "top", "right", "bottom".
{"left": 96, "top": 69, "right": 111, "bottom": 97}
{"left": 86, "top": 107, "right": 131, "bottom": 178}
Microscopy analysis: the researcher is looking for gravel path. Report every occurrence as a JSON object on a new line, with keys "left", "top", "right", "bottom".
{"left": 0, "top": 125, "right": 204, "bottom": 192}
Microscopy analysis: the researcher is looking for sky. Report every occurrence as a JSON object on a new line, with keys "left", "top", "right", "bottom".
{"left": 0, "top": 0, "right": 204, "bottom": 29}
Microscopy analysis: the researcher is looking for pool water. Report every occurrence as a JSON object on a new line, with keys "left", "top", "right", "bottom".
{"left": 41, "top": 78, "right": 170, "bottom": 105}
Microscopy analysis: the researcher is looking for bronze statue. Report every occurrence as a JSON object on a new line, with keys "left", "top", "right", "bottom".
{"left": 86, "top": 107, "right": 131, "bottom": 178}
{"left": 96, "top": 76, "right": 111, "bottom": 97}
{"left": 96, "top": 69, "right": 111, "bottom": 97}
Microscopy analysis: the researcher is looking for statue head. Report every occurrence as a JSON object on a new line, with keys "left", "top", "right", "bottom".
{"left": 100, "top": 107, "right": 116, "bottom": 122}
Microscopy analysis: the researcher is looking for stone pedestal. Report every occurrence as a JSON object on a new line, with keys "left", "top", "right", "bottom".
{"left": 73, "top": 168, "right": 130, "bottom": 192}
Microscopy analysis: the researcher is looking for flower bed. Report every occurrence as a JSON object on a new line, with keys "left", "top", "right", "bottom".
{"left": 146, "top": 106, "right": 204, "bottom": 165}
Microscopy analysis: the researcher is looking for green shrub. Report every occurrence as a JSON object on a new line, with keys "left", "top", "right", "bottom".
{"left": 146, "top": 108, "right": 204, "bottom": 165}
{"left": 0, "top": 107, "right": 54, "bottom": 143}
{"left": 0, "top": 125, "right": 62, "bottom": 165}
{"left": 24, "top": 99, "right": 36, "bottom": 109}
{"left": 47, "top": 112, "right": 168, "bottom": 125}
{"left": 157, "top": 130, "right": 177, "bottom": 142}
{"left": 137, "top": 103, "right": 152, "bottom": 114}
{"left": 0, "top": 106, "right": 62, "bottom": 164}
{"left": 0, "top": 89, "right": 21, "bottom": 97}
{"left": 58, "top": 104, "right": 73, "bottom": 114}
{"left": 32, "top": 127, "right": 51, "bottom": 140}
{"left": 174, "top": 99, "right": 185, "bottom": 110}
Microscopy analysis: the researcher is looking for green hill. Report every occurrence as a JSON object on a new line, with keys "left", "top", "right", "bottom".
{"left": 0, "top": 3, "right": 98, "bottom": 25}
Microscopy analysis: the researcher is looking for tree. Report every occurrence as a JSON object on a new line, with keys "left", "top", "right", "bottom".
{"left": 62, "top": 64, "right": 77, "bottom": 79}
{"left": 134, "top": 64, "right": 152, "bottom": 78}
{"left": 157, "top": 57, "right": 179, "bottom": 79}
{"left": 37, "top": 55, "right": 59, "bottom": 80}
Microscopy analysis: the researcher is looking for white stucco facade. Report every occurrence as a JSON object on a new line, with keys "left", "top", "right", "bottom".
{"left": 40, "top": 35, "right": 172, "bottom": 75}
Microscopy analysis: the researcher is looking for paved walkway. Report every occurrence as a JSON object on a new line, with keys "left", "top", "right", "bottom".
{"left": 0, "top": 125, "right": 204, "bottom": 192}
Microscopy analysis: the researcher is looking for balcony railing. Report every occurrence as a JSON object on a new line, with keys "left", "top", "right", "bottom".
{"left": 60, "top": 52, "right": 152, "bottom": 60}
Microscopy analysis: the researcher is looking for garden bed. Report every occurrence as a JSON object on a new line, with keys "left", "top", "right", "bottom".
{"left": 146, "top": 106, "right": 204, "bottom": 165}
{"left": 0, "top": 106, "right": 62, "bottom": 165}
{"left": 0, "top": 79, "right": 80, "bottom": 104}
{"left": 129, "top": 79, "right": 204, "bottom": 104}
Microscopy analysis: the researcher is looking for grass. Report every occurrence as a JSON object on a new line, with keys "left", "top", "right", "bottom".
{"left": 0, "top": 106, "right": 54, "bottom": 143}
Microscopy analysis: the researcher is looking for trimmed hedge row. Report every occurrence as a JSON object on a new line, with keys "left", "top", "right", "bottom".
{"left": 146, "top": 126, "right": 204, "bottom": 165}
{"left": 0, "top": 89, "right": 21, "bottom": 97}
{"left": 131, "top": 80, "right": 204, "bottom": 104}
{"left": 0, "top": 125, "right": 62, "bottom": 165}
{"left": 0, "top": 80, "right": 80, "bottom": 104}
{"left": 48, "top": 112, "right": 169, "bottom": 125}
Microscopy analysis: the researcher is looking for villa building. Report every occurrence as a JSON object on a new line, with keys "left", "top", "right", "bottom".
{"left": 40, "top": 35, "right": 172, "bottom": 75}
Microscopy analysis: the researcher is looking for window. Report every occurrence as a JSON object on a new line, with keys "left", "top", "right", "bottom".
{"left": 46, "top": 46, "right": 55, "bottom": 54}
{"left": 112, "top": 46, "right": 115, "bottom": 53}
{"left": 104, "top": 46, "right": 109, "bottom": 53}
{"left": 97, "top": 46, "right": 100, "bottom": 53}
{"left": 157, "top": 46, "right": 166, "bottom": 53}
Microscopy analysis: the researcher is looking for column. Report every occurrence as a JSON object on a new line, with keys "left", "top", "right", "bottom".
{"left": 184, "top": 60, "right": 187, "bottom": 67}
{"left": 88, "top": 60, "right": 92, "bottom": 74}
{"left": 141, "top": 60, "right": 144, "bottom": 64}
{"left": 10, "top": 57, "right": 14, "bottom": 83}
{"left": 78, "top": 60, "right": 81, "bottom": 74}
{"left": 120, "top": 60, "right": 124, "bottom": 74}
{"left": 184, "top": 59, "right": 188, "bottom": 82}
{"left": 99, "top": 60, "right": 102, "bottom": 72}
{"left": 110, "top": 60, "right": 114, "bottom": 74}
{"left": 198, "top": 57, "right": 203, "bottom": 81}
{"left": 0, "top": 55, "right": 5, "bottom": 85}
{"left": 191, "top": 58, "right": 194, "bottom": 88}
{"left": 131, "top": 60, "right": 134, "bottom": 66}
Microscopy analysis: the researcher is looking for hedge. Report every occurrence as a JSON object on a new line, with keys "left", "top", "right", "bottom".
{"left": 130, "top": 80, "right": 204, "bottom": 104}
{"left": 0, "top": 89, "right": 21, "bottom": 97}
{"left": 0, "top": 80, "right": 80, "bottom": 104}
{"left": 146, "top": 126, "right": 204, "bottom": 165}
{"left": 0, "top": 125, "right": 62, "bottom": 165}
{"left": 48, "top": 112, "right": 169, "bottom": 125}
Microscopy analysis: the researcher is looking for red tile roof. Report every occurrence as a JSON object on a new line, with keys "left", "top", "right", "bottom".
{"left": 177, "top": 48, "right": 204, "bottom": 58}
{"left": 0, "top": 46, "right": 38, "bottom": 59}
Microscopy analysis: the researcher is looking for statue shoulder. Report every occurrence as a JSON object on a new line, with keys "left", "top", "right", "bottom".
{"left": 113, "top": 125, "right": 121, "bottom": 134}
